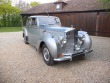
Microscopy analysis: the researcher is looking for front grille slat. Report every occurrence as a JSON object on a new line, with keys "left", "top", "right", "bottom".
{"left": 61, "top": 30, "right": 75, "bottom": 53}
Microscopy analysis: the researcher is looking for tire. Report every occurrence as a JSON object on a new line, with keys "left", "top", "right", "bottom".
{"left": 24, "top": 35, "right": 29, "bottom": 44}
{"left": 23, "top": 33, "right": 24, "bottom": 38}
{"left": 42, "top": 44, "right": 55, "bottom": 66}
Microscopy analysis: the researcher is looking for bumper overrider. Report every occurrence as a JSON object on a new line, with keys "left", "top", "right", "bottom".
{"left": 54, "top": 49, "right": 93, "bottom": 61}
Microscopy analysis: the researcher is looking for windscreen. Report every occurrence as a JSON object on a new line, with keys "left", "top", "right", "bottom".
{"left": 38, "top": 17, "right": 61, "bottom": 26}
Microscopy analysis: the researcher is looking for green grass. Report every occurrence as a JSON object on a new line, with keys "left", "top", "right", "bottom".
{"left": 0, "top": 27, "right": 22, "bottom": 32}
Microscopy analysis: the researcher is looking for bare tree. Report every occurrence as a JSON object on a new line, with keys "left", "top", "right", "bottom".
{"left": 15, "top": 0, "right": 31, "bottom": 11}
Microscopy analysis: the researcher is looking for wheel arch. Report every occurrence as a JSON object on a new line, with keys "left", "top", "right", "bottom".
{"left": 39, "top": 41, "right": 45, "bottom": 50}
{"left": 39, "top": 35, "right": 58, "bottom": 59}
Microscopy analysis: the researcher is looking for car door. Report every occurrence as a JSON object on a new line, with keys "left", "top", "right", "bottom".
{"left": 28, "top": 17, "right": 40, "bottom": 46}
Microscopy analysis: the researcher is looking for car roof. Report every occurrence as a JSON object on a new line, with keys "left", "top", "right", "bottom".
{"left": 29, "top": 15, "right": 57, "bottom": 18}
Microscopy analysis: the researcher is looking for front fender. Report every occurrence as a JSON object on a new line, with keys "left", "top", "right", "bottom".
{"left": 78, "top": 31, "right": 92, "bottom": 51}
{"left": 41, "top": 33, "right": 57, "bottom": 58}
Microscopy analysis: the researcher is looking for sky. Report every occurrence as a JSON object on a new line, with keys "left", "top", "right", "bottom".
{"left": 11, "top": 0, "right": 57, "bottom": 5}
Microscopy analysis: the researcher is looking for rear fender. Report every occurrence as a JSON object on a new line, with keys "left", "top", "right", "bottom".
{"left": 23, "top": 28, "right": 28, "bottom": 37}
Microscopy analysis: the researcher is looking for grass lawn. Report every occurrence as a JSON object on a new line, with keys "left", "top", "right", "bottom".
{"left": 0, "top": 27, "right": 22, "bottom": 32}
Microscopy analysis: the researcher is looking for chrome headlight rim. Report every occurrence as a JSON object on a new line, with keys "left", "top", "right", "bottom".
{"left": 79, "top": 34, "right": 85, "bottom": 41}
{"left": 61, "top": 38, "right": 67, "bottom": 45}
{"left": 58, "top": 36, "right": 67, "bottom": 45}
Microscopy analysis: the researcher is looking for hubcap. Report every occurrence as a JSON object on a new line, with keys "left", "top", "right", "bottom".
{"left": 43, "top": 47, "right": 50, "bottom": 61}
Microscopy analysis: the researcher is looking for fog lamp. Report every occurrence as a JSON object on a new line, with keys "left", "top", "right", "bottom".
{"left": 75, "top": 45, "right": 80, "bottom": 51}
{"left": 59, "top": 53, "right": 63, "bottom": 58}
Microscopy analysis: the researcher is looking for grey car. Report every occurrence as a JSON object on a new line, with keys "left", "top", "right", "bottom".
{"left": 23, "top": 15, "right": 92, "bottom": 66}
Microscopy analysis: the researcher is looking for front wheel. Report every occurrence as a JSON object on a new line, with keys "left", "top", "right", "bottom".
{"left": 42, "top": 44, "right": 55, "bottom": 66}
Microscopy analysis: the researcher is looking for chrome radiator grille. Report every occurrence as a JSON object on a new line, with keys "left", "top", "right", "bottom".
{"left": 66, "top": 30, "right": 75, "bottom": 39}
{"left": 61, "top": 30, "right": 75, "bottom": 53}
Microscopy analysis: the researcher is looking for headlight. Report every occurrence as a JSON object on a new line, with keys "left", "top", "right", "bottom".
{"left": 58, "top": 36, "right": 67, "bottom": 45}
{"left": 61, "top": 38, "right": 67, "bottom": 44}
{"left": 79, "top": 34, "right": 85, "bottom": 41}
{"left": 82, "top": 35, "right": 85, "bottom": 40}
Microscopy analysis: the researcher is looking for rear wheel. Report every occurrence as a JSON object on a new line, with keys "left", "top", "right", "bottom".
{"left": 24, "top": 34, "right": 29, "bottom": 44}
{"left": 42, "top": 44, "right": 55, "bottom": 66}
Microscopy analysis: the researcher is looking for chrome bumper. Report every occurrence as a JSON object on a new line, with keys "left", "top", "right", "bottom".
{"left": 54, "top": 50, "right": 93, "bottom": 61}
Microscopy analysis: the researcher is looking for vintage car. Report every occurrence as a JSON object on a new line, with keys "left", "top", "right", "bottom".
{"left": 23, "top": 15, "right": 93, "bottom": 66}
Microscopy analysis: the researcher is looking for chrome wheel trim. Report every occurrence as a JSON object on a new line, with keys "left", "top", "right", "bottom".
{"left": 43, "top": 47, "right": 50, "bottom": 61}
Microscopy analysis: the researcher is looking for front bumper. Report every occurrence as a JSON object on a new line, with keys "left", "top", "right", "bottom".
{"left": 54, "top": 50, "right": 93, "bottom": 61}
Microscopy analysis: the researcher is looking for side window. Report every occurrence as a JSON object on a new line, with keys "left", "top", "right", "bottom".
{"left": 31, "top": 18, "right": 37, "bottom": 26}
